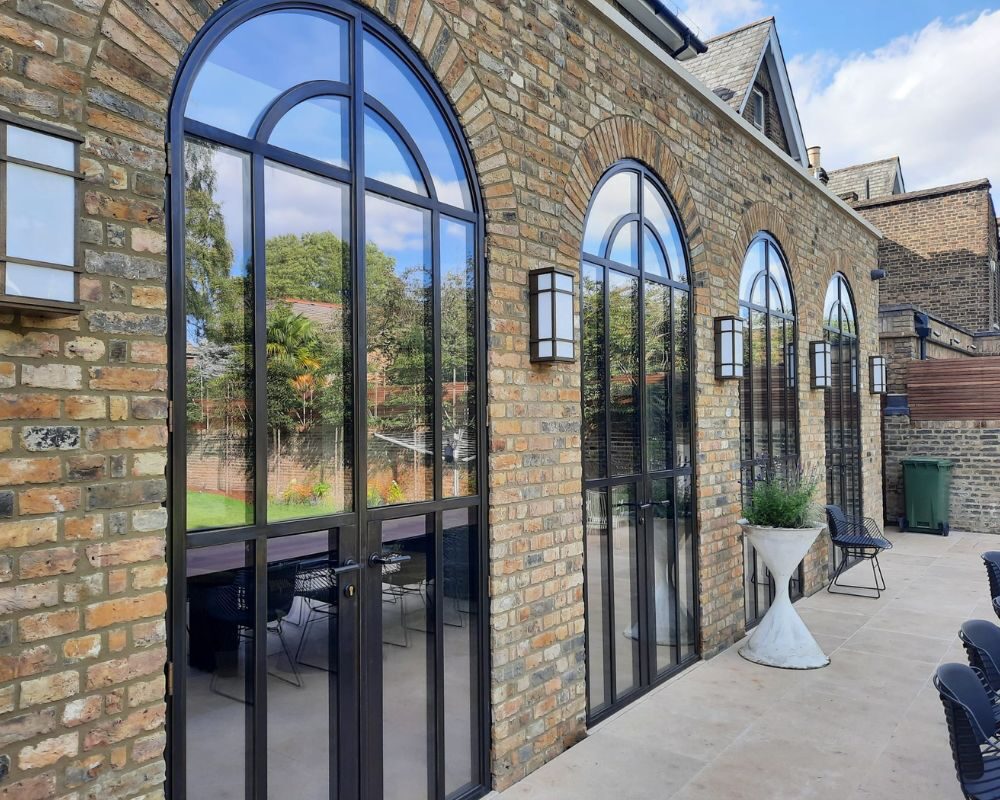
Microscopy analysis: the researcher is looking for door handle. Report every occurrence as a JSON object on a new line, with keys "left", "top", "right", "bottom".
{"left": 331, "top": 559, "right": 360, "bottom": 576}
{"left": 368, "top": 552, "right": 412, "bottom": 567}
{"left": 639, "top": 503, "right": 652, "bottom": 511}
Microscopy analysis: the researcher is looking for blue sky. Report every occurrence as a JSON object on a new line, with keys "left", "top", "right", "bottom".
{"left": 676, "top": 1, "right": 1000, "bottom": 205}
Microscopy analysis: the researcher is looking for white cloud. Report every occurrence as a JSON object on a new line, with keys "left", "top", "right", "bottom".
{"left": 790, "top": 10, "right": 1000, "bottom": 204}
{"left": 675, "top": 0, "right": 766, "bottom": 38}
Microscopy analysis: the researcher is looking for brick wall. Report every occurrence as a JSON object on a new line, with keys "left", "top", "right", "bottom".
{"left": 857, "top": 182, "right": 997, "bottom": 333}
{"left": 884, "top": 415, "right": 1000, "bottom": 533}
{"left": 741, "top": 65, "right": 790, "bottom": 155}
{"left": 0, "top": 0, "right": 882, "bottom": 796}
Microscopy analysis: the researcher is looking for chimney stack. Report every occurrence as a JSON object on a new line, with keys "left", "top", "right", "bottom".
{"left": 807, "top": 145, "right": 821, "bottom": 176}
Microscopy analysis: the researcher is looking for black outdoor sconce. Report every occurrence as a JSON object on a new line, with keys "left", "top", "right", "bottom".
{"left": 810, "top": 341, "right": 832, "bottom": 389}
{"left": 529, "top": 266, "right": 575, "bottom": 363}
{"left": 869, "top": 355, "right": 888, "bottom": 394}
{"left": 714, "top": 316, "right": 744, "bottom": 379}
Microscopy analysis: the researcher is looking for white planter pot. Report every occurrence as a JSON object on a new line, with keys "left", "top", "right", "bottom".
{"left": 740, "top": 524, "right": 830, "bottom": 670}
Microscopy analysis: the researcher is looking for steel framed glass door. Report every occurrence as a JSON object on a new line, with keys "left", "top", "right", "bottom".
{"left": 580, "top": 163, "right": 697, "bottom": 724}
{"left": 823, "top": 274, "right": 863, "bottom": 575}
{"left": 169, "top": 3, "right": 487, "bottom": 799}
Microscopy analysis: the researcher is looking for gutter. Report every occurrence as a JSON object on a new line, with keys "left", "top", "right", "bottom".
{"left": 617, "top": 0, "right": 707, "bottom": 60}
{"left": 581, "top": 0, "right": 883, "bottom": 240}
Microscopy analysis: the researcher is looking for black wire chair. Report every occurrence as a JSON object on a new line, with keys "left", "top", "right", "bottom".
{"left": 935, "top": 662, "right": 1000, "bottom": 799}
{"left": 293, "top": 559, "right": 338, "bottom": 672}
{"left": 982, "top": 553, "right": 1000, "bottom": 623}
{"left": 825, "top": 504, "right": 893, "bottom": 598}
{"left": 205, "top": 563, "right": 302, "bottom": 701}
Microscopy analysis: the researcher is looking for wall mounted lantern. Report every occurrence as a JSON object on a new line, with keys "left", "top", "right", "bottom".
{"left": 810, "top": 341, "right": 832, "bottom": 389}
{"left": 529, "top": 267, "right": 574, "bottom": 363}
{"left": 714, "top": 316, "right": 744, "bottom": 379}
{"left": 869, "top": 355, "right": 888, "bottom": 394}
{"left": 0, "top": 114, "right": 83, "bottom": 314}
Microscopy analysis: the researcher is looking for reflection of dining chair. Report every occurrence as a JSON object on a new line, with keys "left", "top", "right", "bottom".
{"left": 381, "top": 548, "right": 428, "bottom": 648}
{"left": 443, "top": 527, "right": 473, "bottom": 627}
{"left": 293, "top": 561, "right": 338, "bottom": 671}
{"left": 205, "top": 564, "right": 302, "bottom": 701}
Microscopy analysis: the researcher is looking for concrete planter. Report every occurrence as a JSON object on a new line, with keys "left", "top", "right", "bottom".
{"left": 740, "top": 524, "right": 830, "bottom": 669}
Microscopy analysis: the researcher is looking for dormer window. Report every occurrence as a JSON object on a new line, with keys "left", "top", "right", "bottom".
{"left": 750, "top": 88, "right": 765, "bottom": 131}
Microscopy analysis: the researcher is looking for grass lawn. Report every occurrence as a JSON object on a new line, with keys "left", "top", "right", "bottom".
{"left": 186, "top": 491, "right": 343, "bottom": 530}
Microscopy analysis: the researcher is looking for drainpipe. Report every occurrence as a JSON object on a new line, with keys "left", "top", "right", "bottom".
{"left": 914, "top": 312, "right": 931, "bottom": 360}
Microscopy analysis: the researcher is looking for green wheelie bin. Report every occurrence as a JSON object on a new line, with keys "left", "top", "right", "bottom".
{"left": 902, "top": 457, "right": 954, "bottom": 535}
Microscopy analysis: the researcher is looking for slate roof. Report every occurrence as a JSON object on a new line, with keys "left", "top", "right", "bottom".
{"left": 683, "top": 18, "right": 773, "bottom": 110}
{"left": 826, "top": 157, "right": 904, "bottom": 201}
{"left": 852, "top": 178, "right": 989, "bottom": 211}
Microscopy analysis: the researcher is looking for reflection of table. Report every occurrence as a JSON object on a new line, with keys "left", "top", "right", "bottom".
{"left": 739, "top": 526, "right": 829, "bottom": 669}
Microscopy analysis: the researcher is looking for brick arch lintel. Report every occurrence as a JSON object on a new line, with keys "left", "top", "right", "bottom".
{"left": 729, "top": 201, "right": 802, "bottom": 301}
{"left": 557, "top": 115, "right": 707, "bottom": 277}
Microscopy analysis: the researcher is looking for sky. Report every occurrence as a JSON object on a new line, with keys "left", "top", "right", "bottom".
{"left": 673, "top": 1, "right": 1000, "bottom": 205}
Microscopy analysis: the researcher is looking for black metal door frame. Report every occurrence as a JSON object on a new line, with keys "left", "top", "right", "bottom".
{"left": 580, "top": 161, "right": 698, "bottom": 726}
{"left": 166, "top": 2, "right": 490, "bottom": 798}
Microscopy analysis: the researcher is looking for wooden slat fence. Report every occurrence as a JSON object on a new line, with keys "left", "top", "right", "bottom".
{"left": 907, "top": 357, "right": 1000, "bottom": 420}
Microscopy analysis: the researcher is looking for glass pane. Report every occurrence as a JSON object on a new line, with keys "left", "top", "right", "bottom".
{"left": 264, "top": 162, "right": 352, "bottom": 521}
{"left": 674, "top": 290, "right": 691, "bottom": 470}
{"left": 186, "top": 10, "right": 349, "bottom": 135}
{"left": 441, "top": 218, "right": 476, "bottom": 498}
{"left": 643, "top": 227, "right": 668, "bottom": 280}
{"left": 184, "top": 140, "right": 254, "bottom": 531}
{"left": 608, "top": 271, "right": 639, "bottom": 476}
{"left": 7, "top": 125, "right": 74, "bottom": 170}
{"left": 739, "top": 239, "right": 765, "bottom": 302}
{"left": 650, "top": 478, "right": 676, "bottom": 674}
{"left": 608, "top": 221, "right": 637, "bottom": 266}
{"left": 611, "top": 483, "right": 639, "bottom": 698}
{"left": 583, "top": 170, "right": 637, "bottom": 257}
{"left": 267, "top": 530, "right": 340, "bottom": 800}
{"left": 269, "top": 95, "right": 349, "bottom": 168}
{"left": 771, "top": 319, "right": 787, "bottom": 459}
{"left": 642, "top": 180, "right": 686, "bottom": 282}
{"left": 6, "top": 164, "right": 74, "bottom": 265}
{"left": 363, "top": 33, "right": 471, "bottom": 209}
{"left": 364, "top": 109, "right": 428, "bottom": 196}
{"left": 676, "top": 475, "right": 696, "bottom": 661}
{"left": 185, "top": 542, "right": 253, "bottom": 799}
{"left": 443, "top": 508, "right": 480, "bottom": 795}
{"left": 823, "top": 277, "right": 840, "bottom": 329}
{"left": 582, "top": 264, "right": 607, "bottom": 479}
{"left": 644, "top": 282, "right": 671, "bottom": 472}
{"left": 5, "top": 263, "right": 74, "bottom": 302}
{"left": 585, "top": 488, "right": 608, "bottom": 713}
{"left": 366, "top": 194, "right": 432, "bottom": 506}
{"left": 381, "top": 515, "right": 433, "bottom": 800}
{"left": 768, "top": 243, "right": 793, "bottom": 313}
{"left": 751, "top": 310, "right": 769, "bottom": 464}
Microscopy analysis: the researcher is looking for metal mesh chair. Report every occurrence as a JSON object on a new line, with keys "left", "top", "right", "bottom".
{"left": 293, "top": 560, "right": 338, "bottom": 671}
{"left": 982, "top": 553, "right": 1000, "bottom": 622}
{"left": 825, "top": 504, "right": 893, "bottom": 598}
{"left": 935, "top": 662, "right": 1000, "bottom": 799}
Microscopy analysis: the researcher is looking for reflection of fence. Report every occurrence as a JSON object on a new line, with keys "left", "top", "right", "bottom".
{"left": 907, "top": 357, "right": 1000, "bottom": 420}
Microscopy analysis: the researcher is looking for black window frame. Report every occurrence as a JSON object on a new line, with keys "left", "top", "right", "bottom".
{"left": 165, "top": 2, "right": 490, "bottom": 798}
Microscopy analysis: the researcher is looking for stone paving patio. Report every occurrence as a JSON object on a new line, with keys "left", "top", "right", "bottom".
{"left": 496, "top": 528, "right": 997, "bottom": 800}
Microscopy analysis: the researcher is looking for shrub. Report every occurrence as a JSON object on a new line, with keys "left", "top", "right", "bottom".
{"left": 386, "top": 481, "right": 405, "bottom": 505}
{"left": 743, "top": 472, "right": 820, "bottom": 529}
{"left": 367, "top": 486, "right": 384, "bottom": 507}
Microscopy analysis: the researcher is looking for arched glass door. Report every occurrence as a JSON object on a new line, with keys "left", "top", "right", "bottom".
{"left": 169, "top": 4, "right": 487, "bottom": 798}
{"left": 824, "top": 273, "right": 862, "bottom": 574}
{"left": 581, "top": 162, "right": 697, "bottom": 723}
{"left": 738, "top": 234, "right": 801, "bottom": 626}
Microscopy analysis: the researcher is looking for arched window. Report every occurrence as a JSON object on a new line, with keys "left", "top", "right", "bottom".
{"left": 738, "top": 233, "right": 800, "bottom": 625}
{"left": 824, "top": 273, "right": 863, "bottom": 545}
{"left": 580, "top": 162, "right": 696, "bottom": 722}
{"left": 170, "top": 4, "right": 485, "bottom": 798}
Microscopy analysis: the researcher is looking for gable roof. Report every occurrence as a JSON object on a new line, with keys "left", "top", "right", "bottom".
{"left": 827, "top": 157, "right": 906, "bottom": 201}
{"left": 683, "top": 17, "right": 808, "bottom": 166}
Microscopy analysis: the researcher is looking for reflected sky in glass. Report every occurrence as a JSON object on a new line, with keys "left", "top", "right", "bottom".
{"left": 584, "top": 170, "right": 637, "bottom": 257}
{"left": 186, "top": 10, "right": 348, "bottom": 135}
{"left": 268, "top": 96, "right": 349, "bottom": 168}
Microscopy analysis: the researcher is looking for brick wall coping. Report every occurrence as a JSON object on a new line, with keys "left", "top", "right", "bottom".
{"left": 854, "top": 178, "right": 992, "bottom": 211}
{"left": 581, "top": 0, "right": 884, "bottom": 240}
{"left": 880, "top": 303, "right": 1000, "bottom": 341}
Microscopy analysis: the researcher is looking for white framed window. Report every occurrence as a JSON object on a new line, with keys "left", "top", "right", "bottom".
{"left": 0, "top": 114, "right": 82, "bottom": 313}
{"left": 750, "top": 88, "right": 765, "bottom": 131}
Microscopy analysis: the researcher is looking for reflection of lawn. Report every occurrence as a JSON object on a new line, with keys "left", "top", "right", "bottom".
{"left": 186, "top": 491, "right": 343, "bottom": 530}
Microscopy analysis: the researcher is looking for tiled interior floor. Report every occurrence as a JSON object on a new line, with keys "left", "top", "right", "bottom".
{"left": 497, "top": 528, "right": 995, "bottom": 800}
